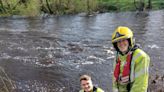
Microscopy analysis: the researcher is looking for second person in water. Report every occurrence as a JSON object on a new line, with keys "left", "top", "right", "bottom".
{"left": 79, "top": 74, "right": 104, "bottom": 92}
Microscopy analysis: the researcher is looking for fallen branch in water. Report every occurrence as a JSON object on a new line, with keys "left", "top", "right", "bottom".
{"left": 0, "top": 67, "right": 16, "bottom": 92}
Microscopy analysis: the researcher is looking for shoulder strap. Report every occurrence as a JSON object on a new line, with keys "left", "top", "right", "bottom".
{"left": 127, "top": 51, "right": 134, "bottom": 92}
{"left": 116, "top": 52, "right": 119, "bottom": 63}
{"left": 93, "top": 86, "right": 97, "bottom": 92}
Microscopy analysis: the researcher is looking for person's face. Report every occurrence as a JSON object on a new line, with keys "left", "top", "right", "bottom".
{"left": 81, "top": 79, "right": 93, "bottom": 92}
{"left": 117, "top": 39, "right": 129, "bottom": 53}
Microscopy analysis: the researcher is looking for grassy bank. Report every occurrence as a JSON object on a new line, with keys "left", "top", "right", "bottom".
{"left": 0, "top": 0, "right": 164, "bottom": 16}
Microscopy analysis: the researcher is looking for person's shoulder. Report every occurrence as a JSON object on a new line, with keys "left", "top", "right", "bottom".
{"left": 133, "top": 48, "right": 149, "bottom": 58}
{"left": 79, "top": 89, "right": 84, "bottom": 92}
{"left": 97, "top": 87, "right": 105, "bottom": 92}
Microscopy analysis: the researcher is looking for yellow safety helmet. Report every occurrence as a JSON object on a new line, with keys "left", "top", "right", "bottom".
{"left": 112, "top": 26, "right": 134, "bottom": 51}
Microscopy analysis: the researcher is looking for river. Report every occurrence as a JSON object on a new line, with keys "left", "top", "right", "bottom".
{"left": 0, "top": 10, "right": 164, "bottom": 92}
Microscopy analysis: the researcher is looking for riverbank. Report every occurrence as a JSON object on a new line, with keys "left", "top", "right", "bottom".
{"left": 0, "top": 10, "right": 164, "bottom": 91}
{"left": 149, "top": 74, "right": 164, "bottom": 92}
{"left": 0, "top": 0, "right": 164, "bottom": 16}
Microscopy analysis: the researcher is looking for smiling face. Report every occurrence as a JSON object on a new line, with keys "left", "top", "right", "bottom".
{"left": 117, "top": 39, "right": 129, "bottom": 54}
{"left": 81, "top": 79, "right": 93, "bottom": 92}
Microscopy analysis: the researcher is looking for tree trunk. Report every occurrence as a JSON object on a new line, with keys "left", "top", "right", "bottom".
{"left": 87, "top": 0, "right": 91, "bottom": 14}
{"left": 46, "top": 0, "right": 53, "bottom": 14}
{"left": 67, "top": 0, "right": 70, "bottom": 8}
{"left": 134, "top": 0, "right": 145, "bottom": 11}
{"left": 147, "top": 0, "right": 152, "bottom": 9}
{"left": 5, "top": 0, "right": 11, "bottom": 9}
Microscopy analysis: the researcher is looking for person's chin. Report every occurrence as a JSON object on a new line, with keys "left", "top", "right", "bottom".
{"left": 120, "top": 49, "right": 126, "bottom": 52}
{"left": 85, "top": 88, "right": 91, "bottom": 92}
{"left": 120, "top": 50, "right": 127, "bottom": 54}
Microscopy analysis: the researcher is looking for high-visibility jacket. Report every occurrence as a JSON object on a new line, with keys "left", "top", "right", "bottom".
{"left": 79, "top": 86, "right": 104, "bottom": 92}
{"left": 112, "top": 48, "right": 150, "bottom": 92}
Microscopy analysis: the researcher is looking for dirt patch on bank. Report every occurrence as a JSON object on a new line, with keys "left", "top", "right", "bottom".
{"left": 148, "top": 74, "right": 164, "bottom": 92}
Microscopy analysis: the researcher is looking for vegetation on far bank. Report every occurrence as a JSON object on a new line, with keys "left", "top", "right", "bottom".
{"left": 0, "top": 0, "right": 164, "bottom": 16}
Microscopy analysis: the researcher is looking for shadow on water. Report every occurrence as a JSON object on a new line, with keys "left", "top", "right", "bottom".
{"left": 0, "top": 10, "right": 164, "bottom": 92}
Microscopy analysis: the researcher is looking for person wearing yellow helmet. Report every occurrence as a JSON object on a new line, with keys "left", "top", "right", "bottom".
{"left": 111, "top": 26, "right": 150, "bottom": 92}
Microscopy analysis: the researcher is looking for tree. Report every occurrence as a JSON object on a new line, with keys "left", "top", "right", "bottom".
{"left": 134, "top": 0, "right": 145, "bottom": 11}
{"left": 147, "top": 0, "right": 152, "bottom": 9}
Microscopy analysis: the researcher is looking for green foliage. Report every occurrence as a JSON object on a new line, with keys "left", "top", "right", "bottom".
{"left": 0, "top": 0, "right": 163, "bottom": 16}
{"left": 152, "top": 0, "right": 164, "bottom": 9}
{"left": 24, "top": 0, "right": 40, "bottom": 16}
{"left": 97, "top": 2, "right": 118, "bottom": 12}
{"left": 0, "top": 0, "right": 40, "bottom": 16}
{"left": 15, "top": 0, "right": 40, "bottom": 16}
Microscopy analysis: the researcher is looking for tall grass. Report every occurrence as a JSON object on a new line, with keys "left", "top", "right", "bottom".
{"left": 13, "top": 0, "right": 40, "bottom": 16}
{"left": 0, "top": 0, "right": 40, "bottom": 16}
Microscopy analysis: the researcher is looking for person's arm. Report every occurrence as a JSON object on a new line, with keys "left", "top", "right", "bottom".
{"left": 112, "top": 57, "right": 119, "bottom": 92}
{"left": 130, "top": 54, "right": 150, "bottom": 92}
{"left": 112, "top": 77, "right": 118, "bottom": 92}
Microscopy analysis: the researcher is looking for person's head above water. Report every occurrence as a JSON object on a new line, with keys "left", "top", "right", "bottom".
{"left": 80, "top": 74, "right": 93, "bottom": 92}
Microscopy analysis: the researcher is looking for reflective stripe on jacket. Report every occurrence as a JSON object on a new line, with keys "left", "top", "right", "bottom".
{"left": 112, "top": 48, "right": 150, "bottom": 92}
